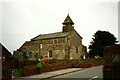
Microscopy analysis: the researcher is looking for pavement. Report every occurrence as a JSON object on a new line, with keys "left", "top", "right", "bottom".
{"left": 53, "top": 65, "right": 103, "bottom": 79}
{"left": 19, "top": 68, "right": 83, "bottom": 80}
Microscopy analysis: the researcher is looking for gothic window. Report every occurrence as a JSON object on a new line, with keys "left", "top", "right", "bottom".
{"left": 48, "top": 39, "right": 53, "bottom": 44}
{"left": 35, "top": 52, "right": 38, "bottom": 58}
{"left": 76, "top": 47, "right": 78, "bottom": 53}
{"left": 58, "top": 38, "right": 65, "bottom": 43}
{"left": 49, "top": 50, "right": 52, "bottom": 57}
{"left": 44, "top": 40, "right": 47, "bottom": 45}
{"left": 64, "top": 49, "right": 66, "bottom": 54}
{"left": 54, "top": 39, "right": 58, "bottom": 44}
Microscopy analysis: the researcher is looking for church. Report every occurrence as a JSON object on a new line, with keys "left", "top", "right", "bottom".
{"left": 13, "top": 15, "right": 87, "bottom": 60}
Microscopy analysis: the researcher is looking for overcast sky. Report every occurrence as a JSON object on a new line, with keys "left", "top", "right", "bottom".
{"left": 0, "top": 0, "right": 119, "bottom": 53}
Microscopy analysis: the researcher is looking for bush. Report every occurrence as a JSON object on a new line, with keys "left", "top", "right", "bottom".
{"left": 42, "top": 57, "right": 49, "bottom": 64}
{"left": 13, "top": 68, "right": 22, "bottom": 78}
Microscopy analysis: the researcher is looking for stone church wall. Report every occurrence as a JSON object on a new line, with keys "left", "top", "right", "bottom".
{"left": 41, "top": 37, "right": 68, "bottom": 59}
{"left": 68, "top": 31, "right": 83, "bottom": 59}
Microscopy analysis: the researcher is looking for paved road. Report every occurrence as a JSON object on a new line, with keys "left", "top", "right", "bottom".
{"left": 49, "top": 65, "right": 103, "bottom": 80}
{"left": 19, "top": 68, "right": 82, "bottom": 80}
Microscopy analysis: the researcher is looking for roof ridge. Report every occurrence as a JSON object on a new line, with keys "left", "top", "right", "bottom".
{"left": 31, "top": 32, "right": 69, "bottom": 40}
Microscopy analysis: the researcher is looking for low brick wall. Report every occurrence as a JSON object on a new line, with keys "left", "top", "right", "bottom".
{"left": 22, "top": 65, "right": 36, "bottom": 76}
{"left": 21, "top": 59, "right": 102, "bottom": 77}
{"left": 73, "top": 59, "right": 102, "bottom": 68}
{"left": 22, "top": 63, "right": 72, "bottom": 77}
{"left": 41, "top": 63, "right": 72, "bottom": 73}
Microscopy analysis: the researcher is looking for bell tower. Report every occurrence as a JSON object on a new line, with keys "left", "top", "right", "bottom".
{"left": 62, "top": 14, "right": 74, "bottom": 32}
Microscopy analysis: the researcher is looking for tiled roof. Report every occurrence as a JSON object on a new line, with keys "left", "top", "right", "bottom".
{"left": 32, "top": 32, "right": 69, "bottom": 40}
{"left": 62, "top": 14, "right": 74, "bottom": 25}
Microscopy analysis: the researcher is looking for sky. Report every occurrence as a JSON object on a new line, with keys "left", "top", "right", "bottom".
{"left": 0, "top": 0, "right": 119, "bottom": 53}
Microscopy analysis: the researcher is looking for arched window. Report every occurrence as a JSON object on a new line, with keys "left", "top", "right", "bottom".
{"left": 76, "top": 47, "right": 78, "bottom": 53}
{"left": 49, "top": 50, "right": 52, "bottom": 57}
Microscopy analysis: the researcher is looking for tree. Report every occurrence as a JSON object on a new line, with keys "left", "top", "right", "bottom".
{"left": 88, "top": 30, "right": 118, "bottom": 58}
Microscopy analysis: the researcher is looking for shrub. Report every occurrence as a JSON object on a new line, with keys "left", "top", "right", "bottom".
{"left": 42, "top": 57, "right": 49, "bottom": 64}
{"left": 12, "top": 68, "right": 22, "bottom": 78}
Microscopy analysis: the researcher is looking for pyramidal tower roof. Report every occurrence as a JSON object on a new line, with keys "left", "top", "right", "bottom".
{"left": 62, "top": 14, "right": 74, "bottom": 25}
